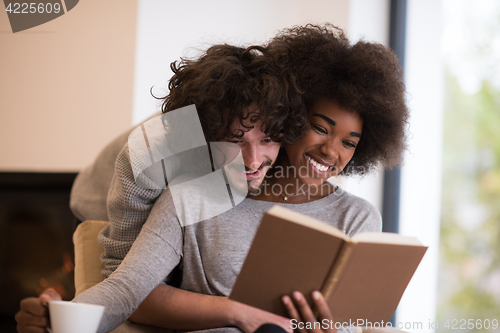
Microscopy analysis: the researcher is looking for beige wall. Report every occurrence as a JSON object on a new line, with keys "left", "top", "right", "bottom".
{"left": 0, "top": 0, "right": 137, "bottom": 172}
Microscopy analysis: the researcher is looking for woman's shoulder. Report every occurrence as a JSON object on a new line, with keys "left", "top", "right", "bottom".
{"left": 324, "top": 187, "right": 383, "bottom": 234}
{"left": 335, "top": 187, "right": 378, "bottom": 210}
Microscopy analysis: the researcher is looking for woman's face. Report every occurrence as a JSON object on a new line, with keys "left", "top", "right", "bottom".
{"left": 285, "top": 99, "right": 363, "bottom": 187}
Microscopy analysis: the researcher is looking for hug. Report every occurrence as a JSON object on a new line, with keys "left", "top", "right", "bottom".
{"left": 16, "top": 24, "right": 408, "bottom": 333}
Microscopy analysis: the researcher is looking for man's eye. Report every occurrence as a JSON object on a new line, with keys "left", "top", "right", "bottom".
{"left": 261, "top": 138, "right": 273, "bottom": 143}
{"left": 313, "top": 125, "right": 327, "bottom": 134}
{"left": 228, "top": 140, "right": 243, "bottom": 144}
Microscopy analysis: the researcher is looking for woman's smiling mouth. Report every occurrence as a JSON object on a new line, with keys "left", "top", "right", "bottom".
{"left": 305, "top": 153, "right": 331, "bottom": 174}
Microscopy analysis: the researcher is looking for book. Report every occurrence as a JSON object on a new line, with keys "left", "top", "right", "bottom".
{"left": 229, "top": 205, "right": 427, "bottom": 323}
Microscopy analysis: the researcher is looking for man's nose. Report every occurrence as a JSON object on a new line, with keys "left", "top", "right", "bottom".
{"left": 241, "top": 144, "right": 262, "bottom": 170}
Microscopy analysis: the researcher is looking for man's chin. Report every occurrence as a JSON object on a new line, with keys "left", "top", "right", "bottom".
{"left": 247, "top": 179, "right": 263, "bottom": 196}
{"left": 247, "top": 186, "right": 260, "bottom": 196}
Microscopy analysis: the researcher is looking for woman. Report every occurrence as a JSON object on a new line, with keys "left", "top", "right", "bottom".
{"left": 256, "top": 23, "right": 407, "bottom": 206}
{"left": 250, "top": 24, "right": 408, "bottom": 331}
{"left": 16, "top": 25, "right": 408, "bottom": 333}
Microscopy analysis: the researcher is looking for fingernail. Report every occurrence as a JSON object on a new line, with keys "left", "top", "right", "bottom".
{"left": 312, "top": 291, "right": 321, "bottom": 300}
{"left": 282, "top": 296, "right": 289, "bottom": 305}
{"left": 293, "top": 291, "right": 301, "bottom": 301}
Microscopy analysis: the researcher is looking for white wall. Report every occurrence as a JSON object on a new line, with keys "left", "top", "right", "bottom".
{"left": 344, "top": 2, "right": 444, "bottom": 329}
{"left": 397, "top": 0, "right": 444, "bottom": 331}
{"left": 348, "top": 0, "right": 389, "bottom": 45}
{"left": 339, "top": 0, "right": 389, "bottom": 212}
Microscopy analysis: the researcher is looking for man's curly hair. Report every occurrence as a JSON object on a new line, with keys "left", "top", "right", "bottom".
{"left": 159, "top": 44, "right": 307, "bottom": 145}
{"left": 266, "top": 24, "right": 409, "bottom": 175}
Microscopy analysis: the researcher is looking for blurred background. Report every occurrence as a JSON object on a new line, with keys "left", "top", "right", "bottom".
{"left": 1, "top": 0, "right": 499, "bottom": 332}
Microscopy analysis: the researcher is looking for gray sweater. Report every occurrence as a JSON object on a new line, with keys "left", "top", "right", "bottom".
{"left": 73, "top": 186, "right": 382, "bottom": 333}
{"left": 70, "top": 121, "right": 162, "bottom": 279}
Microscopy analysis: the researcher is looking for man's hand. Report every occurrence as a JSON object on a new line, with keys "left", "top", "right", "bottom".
{"left": 229, "top": 299, "right": 292, "bottom": 333}
{"left": 282, "top": 291, "right": 337, "bottom": 333}
{"left": 15, "top": 289, "right": 62, "bottom": 333}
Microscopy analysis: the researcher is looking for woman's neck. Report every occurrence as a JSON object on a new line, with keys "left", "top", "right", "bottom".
{"left": 250, "top": 160, "right": 337, "bottom": 203}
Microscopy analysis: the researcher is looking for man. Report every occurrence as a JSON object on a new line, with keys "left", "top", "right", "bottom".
{"left": 16, "top": 43, "right": 306, "bottom": 333}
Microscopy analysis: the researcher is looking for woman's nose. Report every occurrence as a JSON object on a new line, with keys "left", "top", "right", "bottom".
{"left": 320, "top": 140, "right": 339, "bottom": 160}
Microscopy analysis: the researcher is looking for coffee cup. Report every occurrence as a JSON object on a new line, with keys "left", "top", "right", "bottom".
{"left": 48, "top": 300, "right": 104, "bottom": 333}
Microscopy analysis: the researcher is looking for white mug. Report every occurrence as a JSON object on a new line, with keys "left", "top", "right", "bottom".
{"left": 48, "top": 300, "right": 104, "bottom": 333}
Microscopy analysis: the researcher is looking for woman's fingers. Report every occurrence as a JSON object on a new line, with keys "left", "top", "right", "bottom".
{"left": 282, "top": 294, "right": 300, "bottom": 321}
{"left": 282, "top": 291, "right": 338, "bottom": 333}
{"left": 311, "top": 291, "right": 337, "bottom": 333}
{"left": 292, "top": 292, "right": 318, "bottom": 325}
{"left": 282, "top": 294, "right": 307, "bottom": 333}
{"left": 311, "top": 291, "right": 333, "bottom": 322}
{"left": 283, "top": 291, "right": 320, "bottom": 333}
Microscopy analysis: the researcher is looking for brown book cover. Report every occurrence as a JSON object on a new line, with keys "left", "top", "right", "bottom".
{"left": 229, "top": 206, "right": 427, "bottom": 323}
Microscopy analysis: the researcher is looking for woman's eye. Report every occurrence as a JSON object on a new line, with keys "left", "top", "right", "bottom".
{"left": 261, "top": 138, "right": 273, "bottom": 143}
{"left": 313, "top": 125, "right": 327, "bottom": 134}
{"left": 228, "top": 140, "right": 243, "bottom": 144}
{"left": 344, "top": 141, "right": 357, "bottom": 148}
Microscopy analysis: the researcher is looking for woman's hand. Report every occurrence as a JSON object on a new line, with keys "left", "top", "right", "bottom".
{"left": 15, "top": 289, "right": 62, "bottom": 333}
{"left": 229, "top": 298, "right": 293, "bottom": 333}
{"left": 282, "top": 291, "right": 337, "bottom": 333}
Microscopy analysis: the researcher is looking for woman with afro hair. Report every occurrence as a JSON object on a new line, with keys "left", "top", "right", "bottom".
{"left": 250, "top": 23, "right": 409, "bottom": 329}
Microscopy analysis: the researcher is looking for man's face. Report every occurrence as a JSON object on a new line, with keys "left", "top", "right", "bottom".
{"left": 225, "top": 118, "right": 280, "bottom": 194}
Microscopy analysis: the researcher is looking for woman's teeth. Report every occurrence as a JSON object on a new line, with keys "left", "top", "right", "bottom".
{"left": 305, "top": 154, "right": 330, "bottom": 172}
{"left": 245, "top": 169, "right": 258, "bottom": 174}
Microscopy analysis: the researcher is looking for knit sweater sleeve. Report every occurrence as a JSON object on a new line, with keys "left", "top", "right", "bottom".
{"left": 98, "top": 142, "right": 163, "bottom": 278}
{"left": 70, "top": 129, "right": 131, "bottom": 222}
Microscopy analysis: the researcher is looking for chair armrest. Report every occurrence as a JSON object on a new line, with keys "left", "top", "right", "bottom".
{"left": 73, "top": 220, "right": 109, "bottom": 295}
